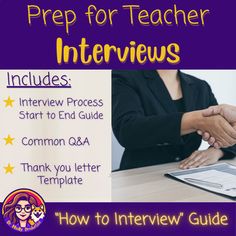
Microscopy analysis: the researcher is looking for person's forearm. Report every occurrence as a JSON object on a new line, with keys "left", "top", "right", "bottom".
{"left": 181, "top": 111, "right": 203, "bottom": 135}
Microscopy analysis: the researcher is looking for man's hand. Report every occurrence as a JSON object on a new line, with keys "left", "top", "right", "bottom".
{"left": 203, "top": 104, "right": 236, "bottom": 124}
{"left": 199, "top": 105, "right": 236, "bottom": 147}
{"left": 194, "top": 112, "right": 236, "bottom": 148}
{"left": 179, "top": 148, "right": 224, "bottom": 169}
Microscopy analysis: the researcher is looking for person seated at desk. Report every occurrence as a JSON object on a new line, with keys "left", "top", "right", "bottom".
{"left": 112, "top": 70, "right": 236, "bottom": 170}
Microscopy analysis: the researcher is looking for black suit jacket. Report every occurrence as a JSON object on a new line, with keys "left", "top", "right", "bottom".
{"left": 112, "top": 70, "right": 236, "bottom": 170}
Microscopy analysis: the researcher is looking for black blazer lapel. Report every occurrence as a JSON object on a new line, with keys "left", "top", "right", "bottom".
{"left": 180, "top": 72, "right": 199, "bottom": 112}
{"left": 143, "top": 70, "right": 177, "bottom": 113}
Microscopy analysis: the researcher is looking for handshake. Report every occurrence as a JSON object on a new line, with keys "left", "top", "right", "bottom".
{"left": 179, "top": 104, "right": 236, "bottom": 170}
{"left": 197, "top": 105, "right": 236, "bottom": 148}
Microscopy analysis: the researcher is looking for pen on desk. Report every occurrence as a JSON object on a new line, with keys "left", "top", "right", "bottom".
{"left": 184, "top": 178, "right": 223, "bottom": 189}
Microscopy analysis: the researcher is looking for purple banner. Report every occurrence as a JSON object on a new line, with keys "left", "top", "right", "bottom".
{"left": 0, "top": 0, "right": 236, "bottom": 68}
{"left": 0, "top": 203, "right": 236, "bottom": 236}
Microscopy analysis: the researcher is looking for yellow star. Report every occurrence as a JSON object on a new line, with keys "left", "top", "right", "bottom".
{"left": 4, "top": 135, "right": 15, "bottom": 145}
{"left": 4, "top": 96, "right": 15, "bottom": 107}
{"left": 4, "top": 164, "right": 14, "bottom": 174}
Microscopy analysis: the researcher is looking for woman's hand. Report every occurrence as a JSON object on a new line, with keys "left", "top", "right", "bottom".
{"left": 179, "top": 147, "right": 224, "bottom": 169}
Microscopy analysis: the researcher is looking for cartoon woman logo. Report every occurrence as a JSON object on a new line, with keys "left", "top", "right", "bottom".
{"left": 2, "top": 189, "right": 46, "bottom": 232}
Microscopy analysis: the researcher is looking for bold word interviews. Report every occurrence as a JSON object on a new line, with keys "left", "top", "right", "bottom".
{"left": 27, "top": 4, "right": 210, "bottom": 65}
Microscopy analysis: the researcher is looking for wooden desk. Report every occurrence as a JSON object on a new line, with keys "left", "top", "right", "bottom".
{"left": 112, "top": 159, "right": 236, "bottom": 202}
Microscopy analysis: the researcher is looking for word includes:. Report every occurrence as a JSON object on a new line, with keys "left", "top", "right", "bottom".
{"left": 7, "top": 71, "right": 70, "bottom": 87}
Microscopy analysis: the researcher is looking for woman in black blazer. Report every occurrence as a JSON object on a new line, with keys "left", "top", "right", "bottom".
{"left": 112, "top": 70, "right": 236, "bottom": 170}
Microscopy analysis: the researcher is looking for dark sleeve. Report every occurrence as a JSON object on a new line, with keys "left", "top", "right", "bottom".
{"left": 112, "top": 73, "right": 184, "bottom": 149}
{"left": 206, "top": 82, "right": 236, "bottom": 159}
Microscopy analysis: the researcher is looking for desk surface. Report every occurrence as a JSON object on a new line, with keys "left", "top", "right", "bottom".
{"left": 112, "top": 159, "right": 236, "bottom": 202}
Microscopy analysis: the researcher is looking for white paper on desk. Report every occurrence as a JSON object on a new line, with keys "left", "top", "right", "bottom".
{"left": 166, "top": 163, "right": 236, "bottom": 198}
